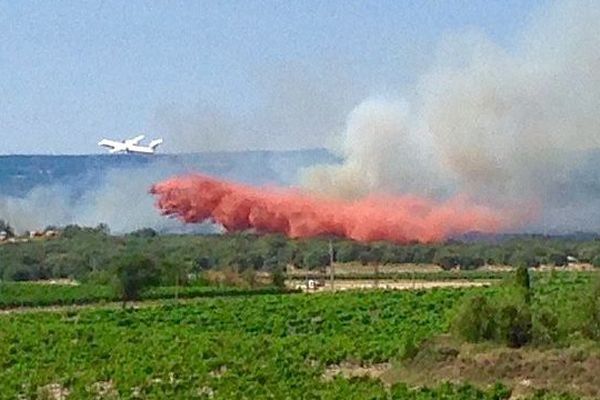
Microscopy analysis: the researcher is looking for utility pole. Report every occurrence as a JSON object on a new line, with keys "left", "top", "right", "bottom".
{"left": 374, "top": 262, "right": 379, "bottom": 289}
{"left": 329, "top": 239, "right": 335, "bottom": 292}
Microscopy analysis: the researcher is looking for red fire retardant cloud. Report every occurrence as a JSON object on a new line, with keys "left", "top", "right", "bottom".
{"left": 150, "top": 174, "right": 514, "bottom": 243}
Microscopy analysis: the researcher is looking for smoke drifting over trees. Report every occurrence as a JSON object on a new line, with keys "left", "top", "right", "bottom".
{"left": 302, "top": 0, "right": 600, "bottom": 226}
{"left": 155, "top": 0, "right": 600, "bottom": 237}
{"left": 0, "top": 165, "right": 186, "bottom": 234}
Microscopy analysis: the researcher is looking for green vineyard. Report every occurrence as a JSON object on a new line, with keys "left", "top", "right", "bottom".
{"left": 1, "top": 275, "right": 589, "bottom": 399}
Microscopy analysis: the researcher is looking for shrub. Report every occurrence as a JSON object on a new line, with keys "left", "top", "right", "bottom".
{"left": 271, "top": 267, "right": 286, "bottom": 289}
{"left": 452, "top": 268, "right": 535, "bottom": 347}
{"left": 451, "top": 295, "right": 496, "bottom": 342}
{"left": 514, "top": 266, "right": 531, "bottom": 303}
{"left": 583, "top": 276, "right": 600, "bottom": 339}
{"left": 460, "top": 256, "right": 485, "bottom": 270}
{"left": 433, "top": 249, "right": 460, "bottom": 270}
{"left": 0, "top": 219, "right": 14, "bottom": 238}
{"left": 194, "top": 256, "right": 216, "bottom": 273}
{"left": 128, "top": 228, "right": 157, "bottom": 238}
{"left": 303, "top": 249, "right": 330, "bottom": 270}
{"left": 241, "top": 268, "right": 257, "bottom": 288}
{"left": 358, "top": 251, "right": 372, "bottom": 266}
{"left": 399, "top": 335, "right": 420, "bottom": 360}
{"left": 496, "top": 303, "right": 532, "bottom": 348}
{"left": 548, "top": 252, "right": 568, "bottom": 267}
{"left": 510, "top": 251, "right": 540, "bottom": 269}
{"left": 113, "top": 254, "right": 161, "bottom": 307}
{"left": 532, "top": 307, "right": 559, "bottom": 345}
{"left": 202, "top": 267, "right": 246, "bottom": 287}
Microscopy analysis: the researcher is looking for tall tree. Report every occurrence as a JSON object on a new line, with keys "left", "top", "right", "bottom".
{"left": 114, "top": 254, "right": 160, "bottom": 307}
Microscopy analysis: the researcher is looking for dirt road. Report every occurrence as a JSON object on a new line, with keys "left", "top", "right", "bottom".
{"left": 289, "top": 279, "right": 494, "bottom": 292}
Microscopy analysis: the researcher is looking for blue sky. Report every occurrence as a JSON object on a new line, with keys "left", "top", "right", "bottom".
{"left": 0, "top": 0, "right": 548, "bottom": 154}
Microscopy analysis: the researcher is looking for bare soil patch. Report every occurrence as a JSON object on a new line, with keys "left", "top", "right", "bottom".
{"left": 323, "top": 361, "right": 391, "bottom": 381}
{"left": 381, "top": 335, "right": 600, "bottom": 399}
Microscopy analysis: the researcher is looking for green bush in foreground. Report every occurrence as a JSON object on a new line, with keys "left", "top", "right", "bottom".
{"left": 452, "top": 270, "right": 600, "bottom": 347}
{"left": 113, "top": 254, "right": 161, "bottom": 306}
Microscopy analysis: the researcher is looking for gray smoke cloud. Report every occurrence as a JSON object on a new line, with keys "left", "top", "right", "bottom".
{"left": 302, "top": 0, "right": 600, "bottom": 230}
{"left": 0, "top": 186, "right": 73, "bottom": 233}
{"left": 153, "top": 62, "right": 364, "bottom": 153}
{"left": 153, "top": 104, "right": 245, "bottom": 153}
{"left": 75, "top": 166, "right": 183, "bottom": 232}
{"left": 0, "top": 162, "right": 215, "bottom": 234}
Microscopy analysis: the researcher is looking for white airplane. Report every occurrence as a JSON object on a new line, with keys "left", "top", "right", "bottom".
{"left": 98, "top": 135, "right": 163, "bottom": 154}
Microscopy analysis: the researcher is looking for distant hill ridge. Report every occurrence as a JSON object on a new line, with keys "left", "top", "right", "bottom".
{"left": 0, "top": 149, "right": 338, "bottom": 198}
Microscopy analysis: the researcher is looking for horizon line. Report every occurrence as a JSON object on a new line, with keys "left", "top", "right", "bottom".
{"left": 0, "top": 147, "right": 332, "bottom": 157}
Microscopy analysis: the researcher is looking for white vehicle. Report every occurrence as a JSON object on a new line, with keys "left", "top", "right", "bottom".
{"left": 98, "top": 135, "right": 163, "bottom": 154}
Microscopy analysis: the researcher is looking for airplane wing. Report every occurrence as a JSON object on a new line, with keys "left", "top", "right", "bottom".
{"left": 124, "top": 135, "right": 145, "bottom": 146}
{"left": 127, "top": 144, "right": 155, "bottom": 154}
{"left": 98, "top": 139, "right": 126, "bottom": 153}
{"left": 98, "top": 139, "right": 121, "bottom": 148}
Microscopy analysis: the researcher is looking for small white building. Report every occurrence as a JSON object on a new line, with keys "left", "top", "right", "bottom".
{"left": 305, "top": 279, "right": 324, "bottom": 290}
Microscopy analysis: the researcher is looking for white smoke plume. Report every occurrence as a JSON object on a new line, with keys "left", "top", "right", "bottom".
{"left": 301, "top": 99, "right": 445, "bottom": 199}
{"left": 303, "top": 0, "right": 600, "bottom": 218}
{"left": 0, "top": 186, "right": 73, "bottom": 232}
{"left": 0, "top": 163, "right": 197, "bottom": 234}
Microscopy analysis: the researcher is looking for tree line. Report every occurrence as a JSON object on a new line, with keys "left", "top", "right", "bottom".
{"left": 0, "top": 223, "right": 600, "bottom": 283}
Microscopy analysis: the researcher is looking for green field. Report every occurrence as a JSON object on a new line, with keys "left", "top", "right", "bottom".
{"left": 1, "top": 273, "right": 591, "bottom": 399}
{"left": 0, "top": 289, "right": 481, "bottom": 399}
{"left": 0, "top": 282, "right": 292, "bottom": 309}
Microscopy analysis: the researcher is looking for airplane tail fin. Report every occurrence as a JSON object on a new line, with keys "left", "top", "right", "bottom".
{"left": 149, "top": 138, "right": 163, "bottom": 150}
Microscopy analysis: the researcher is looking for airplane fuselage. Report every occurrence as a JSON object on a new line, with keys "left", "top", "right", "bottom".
{"left": 98, "top": 136, "right": 163, "bottom": 154}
